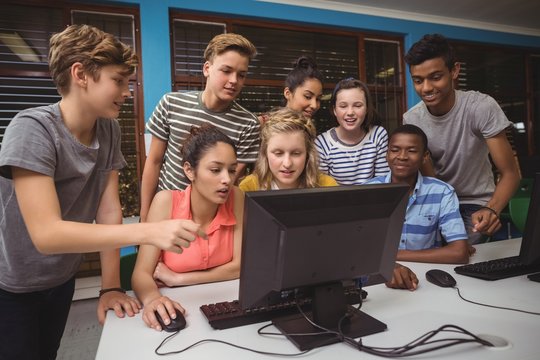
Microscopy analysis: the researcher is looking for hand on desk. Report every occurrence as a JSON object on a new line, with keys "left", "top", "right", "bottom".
{"left": 385, "top": 263, "right": 418, "bottom": 291}
{"left": 97, "top": 291, "right": 141, "bottom": 325}
{"left": 143, "top": 295, "right": 185, "bottom": 331}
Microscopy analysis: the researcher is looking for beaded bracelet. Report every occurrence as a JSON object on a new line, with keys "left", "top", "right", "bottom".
{"left": 99, "top": 287, "right": 126, "bottom": 297}
{"left": 479, "top": 206, "right": 499, "bottom": 218}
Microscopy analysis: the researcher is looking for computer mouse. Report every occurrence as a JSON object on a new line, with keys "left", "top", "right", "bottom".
{"left": 155, "top": 309, "right": 186, "bottom": 332}
{"left": 425, "top": 269, "right": 457, "bottom": 288}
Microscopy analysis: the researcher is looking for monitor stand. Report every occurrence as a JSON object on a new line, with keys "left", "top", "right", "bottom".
{"left": 272, "top": 282, "right": 387, "bottom": 351}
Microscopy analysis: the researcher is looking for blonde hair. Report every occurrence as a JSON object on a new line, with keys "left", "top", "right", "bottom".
{"left": 48, "top": 24, "right": 138, "bottom": 95}
{"left": 203, "top": 33, "right": 257, "bottom": 62}
{"left": 254, "top": 107, "right": 320, "bottom": 189}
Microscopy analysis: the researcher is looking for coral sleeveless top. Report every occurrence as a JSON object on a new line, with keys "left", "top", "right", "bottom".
{"left": 161, "top": 186, "right": 236, "bottom": 273}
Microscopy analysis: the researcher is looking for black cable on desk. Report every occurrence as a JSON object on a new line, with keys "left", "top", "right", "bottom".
{"left": 155, "top": 329, "right": 311, "bottom": 357}
{"left": 154, "top": 297, "right": 501, "bottom": 358}
{"left": 454, "top": 286, "right": 540, "bottom": 315}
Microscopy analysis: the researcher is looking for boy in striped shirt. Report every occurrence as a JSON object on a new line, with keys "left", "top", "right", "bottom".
{"left": 140, "top": 33, "right": 260, "bottom": 221}
{"left": 366, "top": 124, "right": 472, "bottom": 264}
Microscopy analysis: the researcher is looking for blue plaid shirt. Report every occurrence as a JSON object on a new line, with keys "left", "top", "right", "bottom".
{"left": 366, "top": 172, "right": 467, "bottom": 250}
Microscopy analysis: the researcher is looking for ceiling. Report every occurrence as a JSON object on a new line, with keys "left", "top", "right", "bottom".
{"left": 261, "top": 0, "right": 540, "bottom": 37}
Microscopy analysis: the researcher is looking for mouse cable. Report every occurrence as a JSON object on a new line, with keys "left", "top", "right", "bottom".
{"left": 155, "top": 302, "right": 493, "bottom": 357}
{"left": 154, "top": 329, "right": 311, "bottom": 357}
{"left": 454, "top": 286, "right": 540, "bottom": 315}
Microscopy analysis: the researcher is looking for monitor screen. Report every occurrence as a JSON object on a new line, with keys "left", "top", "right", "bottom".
{"left": 520, "top": 172, "right": 540, "bottom": 265}
{"left": 238, "top": 183, "right": 409, "bottom": 350}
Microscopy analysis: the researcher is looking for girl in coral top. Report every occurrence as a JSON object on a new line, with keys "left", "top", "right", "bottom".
{"left": 132, "top": 124, "right": 244, "bottom": 331}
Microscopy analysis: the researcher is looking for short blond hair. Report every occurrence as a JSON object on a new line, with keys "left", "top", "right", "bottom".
{"left": 203, "top": 33, "right": 256, "bottom": 63}
{"left": 254, "top": 107, "right": 320, "bottom": 189}
{"left": 48, "top": 24, "right": 138, "bottom": 95}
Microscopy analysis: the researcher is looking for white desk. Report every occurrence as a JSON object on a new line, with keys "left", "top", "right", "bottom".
{"left": 96, "top": 238, "right": 540, "bottom": 359}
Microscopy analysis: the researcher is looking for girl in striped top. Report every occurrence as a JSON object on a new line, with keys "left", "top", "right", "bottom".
{"left": 315, "top": 78, "right": 390, "bottom": 185}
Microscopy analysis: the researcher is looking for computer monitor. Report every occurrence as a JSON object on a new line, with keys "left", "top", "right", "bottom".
{"left": 519, "top": 172, "right": 540, "bottom": 265}
{"left": 238, "top": 183, "right": 409, "bottom": 350}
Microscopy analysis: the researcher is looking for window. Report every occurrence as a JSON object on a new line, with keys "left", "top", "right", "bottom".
{"left": 72, "top": 10, "right": 142, "bottom": 217}
{"left": 0, "top": 4, "right": 63, "bottom": 147}
{"left": 172, "top": 20, "right": 226, "bottom": 81}
{"left": 0, "top": 2, "right": 143, "bottom": 217}
{"left": 170, "top": 13, "right": 405, "bottom": 135}
{"left": 365, "top": 39, "right": 403, "bottom": 131}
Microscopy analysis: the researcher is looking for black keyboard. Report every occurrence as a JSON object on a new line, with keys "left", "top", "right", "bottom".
{"left": 454, "top": 256, "right": 540, "bottom": 280}
{"left": 200, "top": 288, "right": 366, "bottom": 330}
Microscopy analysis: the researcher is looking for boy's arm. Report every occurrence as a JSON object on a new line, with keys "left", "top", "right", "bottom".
{"left": 12, "top": 167, "right": 202, "bottom": 254}
{"left": 139, "top": 136, "right": 167, "bottom": 222}
{"left": 396, "top": 240, "right": 469, "bottom": 264}
{"left": 472, "top": 132, "right": 520, "bottom": 235}
{"left": 95, "top": 170, "right": 141, "bottom": 324}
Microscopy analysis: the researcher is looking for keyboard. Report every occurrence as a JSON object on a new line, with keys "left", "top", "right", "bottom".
{"left": 454, "top": 256, "right": 540, "bottom": 280}
{"left": 200, "top": 288, "right": 366, "bottom": 330}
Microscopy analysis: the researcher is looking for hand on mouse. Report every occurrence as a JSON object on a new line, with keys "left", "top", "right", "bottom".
{"left": 142, "top": 295, "right": 185, "bottom": 331}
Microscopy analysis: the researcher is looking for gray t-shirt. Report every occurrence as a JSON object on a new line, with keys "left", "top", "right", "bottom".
{"left": 403, "top": 90, "right": 512, "bottom": 205}
{"left": 0, "top": 103, "right": 126, "bottom": 293}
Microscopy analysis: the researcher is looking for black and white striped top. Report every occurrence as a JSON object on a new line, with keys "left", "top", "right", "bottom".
{"left": 315, "top": 125, "right": 389, "bottom": 185}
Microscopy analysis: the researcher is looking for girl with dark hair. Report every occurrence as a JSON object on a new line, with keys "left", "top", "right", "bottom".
{"left": 259, "top": 56, "right": 324, "bottom": 124}
{"left": 132, "top": 124, "right": 244, "bottom": 331}
{"left": 283, "top": 56, "right": 324, "bottom": 119}
{"left": 315, "top": 78, "right": 389, "bottom": 185}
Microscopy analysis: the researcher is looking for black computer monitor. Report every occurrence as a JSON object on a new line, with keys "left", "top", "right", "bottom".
{"left": 520, "top": 172, "right": 540, "bottom": 265}
{"left": 238, "top": 183, "right": 409, "bottom": 350}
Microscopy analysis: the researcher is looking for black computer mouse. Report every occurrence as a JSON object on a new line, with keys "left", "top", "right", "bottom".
{"left": 425, "top": 269, "right": 457, "bottom": 288}
{"left": 155, "top": 309, "right": 186, "bottom": 332}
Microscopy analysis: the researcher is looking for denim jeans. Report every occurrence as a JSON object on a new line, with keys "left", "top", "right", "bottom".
{"left": 0, "top": 277, "right": 75, "bottom": 360}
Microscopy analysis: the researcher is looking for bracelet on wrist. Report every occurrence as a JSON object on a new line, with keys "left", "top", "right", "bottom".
{"left": 480, "top": 206, "right": 499, "bottom": 218}
{"left": 99, "top": 287, "right": 126, "bottom": 297}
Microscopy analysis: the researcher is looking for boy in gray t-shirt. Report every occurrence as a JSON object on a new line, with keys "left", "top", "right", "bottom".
{"left": 0, "top": 25, "right": 201, "bottom": 359}
{"left": 403, "top": 34, "right": 520, "bottom": 244}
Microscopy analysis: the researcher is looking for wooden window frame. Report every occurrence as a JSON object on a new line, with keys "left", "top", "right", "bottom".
{"left": 169, "top": 11, "right": 407, "bottom": 133}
